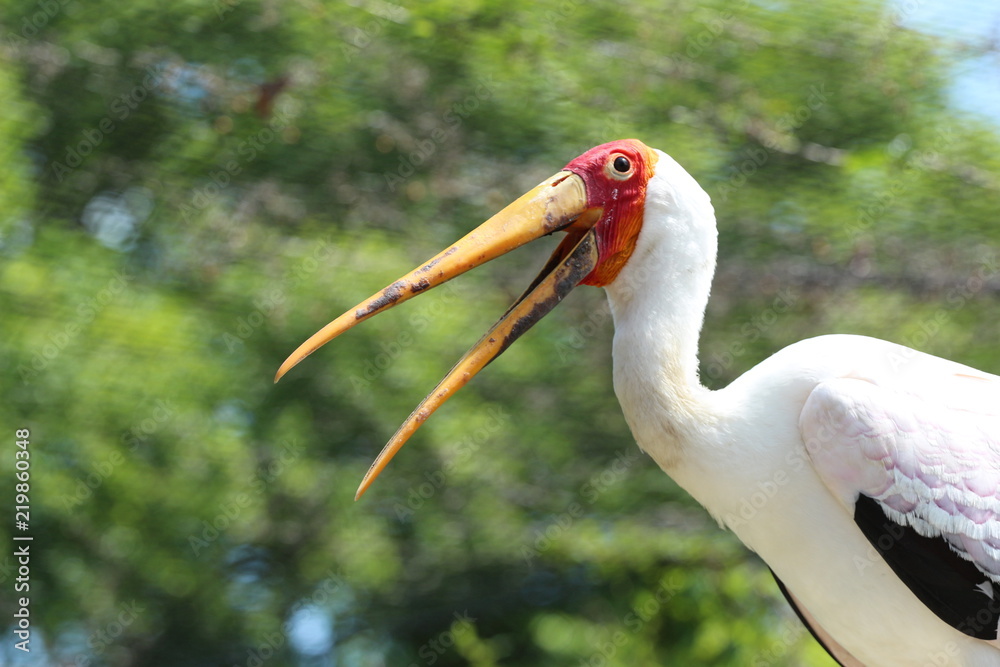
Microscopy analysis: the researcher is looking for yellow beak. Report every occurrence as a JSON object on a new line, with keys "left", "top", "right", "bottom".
{"left": 276, "top": 170, "right": 603, "bottom": 499}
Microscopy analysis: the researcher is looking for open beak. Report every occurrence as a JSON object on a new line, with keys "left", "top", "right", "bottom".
{"left": 276, "top": 170, "right": 603, "bottom": 499}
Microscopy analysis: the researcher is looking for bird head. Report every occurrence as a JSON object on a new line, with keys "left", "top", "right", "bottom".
{"left": 276, "top": 139, "right": 660, "bottom": 498}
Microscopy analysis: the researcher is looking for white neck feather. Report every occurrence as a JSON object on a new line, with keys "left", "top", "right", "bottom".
{"left": 603, "top": 150, "right": 719, "bottom": 469}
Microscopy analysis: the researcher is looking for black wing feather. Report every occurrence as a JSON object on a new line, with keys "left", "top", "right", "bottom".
{"left": 854, "top": 493, "right": 1000, "bottom": 640}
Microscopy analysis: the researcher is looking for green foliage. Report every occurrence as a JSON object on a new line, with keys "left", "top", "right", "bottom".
{"left": 2, "top": 0, "right": 1000, "bottom": 664}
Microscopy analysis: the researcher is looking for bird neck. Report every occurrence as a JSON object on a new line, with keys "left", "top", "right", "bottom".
{"left": 604, "top": 252, "right": 715, "bottom": 469}
{"left": 603, "top": 155, "right": 718, "bottom": 469}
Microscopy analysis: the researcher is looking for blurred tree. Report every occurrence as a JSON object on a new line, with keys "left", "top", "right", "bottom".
{"left": 2, "top": 0, "right": 1000, "bottom": 665}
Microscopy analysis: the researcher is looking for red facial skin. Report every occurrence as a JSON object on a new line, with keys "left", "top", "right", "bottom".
{"left": 563, "top": 139, "right": 659, "bottom": 287}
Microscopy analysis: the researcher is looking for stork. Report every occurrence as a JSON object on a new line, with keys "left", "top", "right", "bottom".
{"left": 276, "top": 140, "right": 1000, "bottom": 666}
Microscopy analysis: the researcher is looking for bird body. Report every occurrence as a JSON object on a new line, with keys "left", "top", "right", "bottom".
{"left": 279, "top": 140, "right": 1000, "bottom": 665}
{"left": 631, "top": 332, "right": 1000, "bottom": 666}
{"left": 608, "top": 149, "right": 1000, "bottom": 664}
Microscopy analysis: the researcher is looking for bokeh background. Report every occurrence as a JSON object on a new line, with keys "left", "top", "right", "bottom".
{"left": 3, "top": 0, "right": 1000, "bottom": 665}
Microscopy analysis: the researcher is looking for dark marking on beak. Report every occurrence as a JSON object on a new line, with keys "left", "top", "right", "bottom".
{"left": 499, "top": 232, "right": 597, "bottom": 356}
{"left": 416, "top": 246, "right": 459, "bottom": 275}
{"left": 357, "top": 281, "right": 406, "bottom": 318}
{"left": 501, "top": 297, "right": 561, "bottom": 356}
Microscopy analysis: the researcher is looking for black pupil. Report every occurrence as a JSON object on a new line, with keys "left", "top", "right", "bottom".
{"left": 613, "top": 156, "right": 630, "bottom": 173}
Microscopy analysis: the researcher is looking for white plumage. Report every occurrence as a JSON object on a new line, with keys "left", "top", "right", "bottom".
{"left": 610, "top": 148, "right": 1000, "bottom": 665}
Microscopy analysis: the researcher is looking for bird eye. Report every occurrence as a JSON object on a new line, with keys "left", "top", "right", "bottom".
{"left": 606, "top": 153, "right": 634, "bottom": 181}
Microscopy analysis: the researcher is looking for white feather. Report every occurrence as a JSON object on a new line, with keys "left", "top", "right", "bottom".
{"left": 604, "top": 149, "right": 1000, "bottom": 665}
